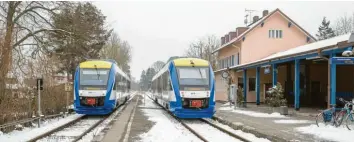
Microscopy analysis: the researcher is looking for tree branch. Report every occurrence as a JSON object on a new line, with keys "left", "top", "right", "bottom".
{"left": 27, "top": 10, "right": 54, "bottom": 27}
{"left": 13, "top": 6, "right": 56, "bottom": 23}
{"left": 12, "top": 28, "right": 71, "bottom": 48}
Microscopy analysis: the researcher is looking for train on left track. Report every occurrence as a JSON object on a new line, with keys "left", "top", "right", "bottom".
{"left": 73, "top": 59, "right": 131, "bottom": 115}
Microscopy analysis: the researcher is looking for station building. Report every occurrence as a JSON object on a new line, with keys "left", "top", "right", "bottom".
{"left": 213, "top": 8, "right": 354, "bottom": 109}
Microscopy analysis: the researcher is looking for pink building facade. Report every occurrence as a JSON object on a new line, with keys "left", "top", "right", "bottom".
{"left": 213, "top": 9, "right": 316, "bottom": 102}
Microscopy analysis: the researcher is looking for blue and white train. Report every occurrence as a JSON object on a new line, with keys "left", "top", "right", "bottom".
{"left": 73, "top": 59, "right": 130, "bottom": 115}
{"left": 151, "top": 57, "right": 216, "bottom": 118}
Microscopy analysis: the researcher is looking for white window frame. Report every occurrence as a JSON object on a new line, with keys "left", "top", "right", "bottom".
{"left": 269, "top": 29, "right": 283, "bottom": 39}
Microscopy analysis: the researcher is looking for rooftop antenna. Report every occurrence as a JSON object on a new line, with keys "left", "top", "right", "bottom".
{"left": 245, "top": 9, "right": 257, "bottom": 26}
{"left": 244, "top": 14, "right": 248, "bottom": 26}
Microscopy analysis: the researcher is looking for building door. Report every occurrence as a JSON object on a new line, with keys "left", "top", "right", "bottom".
{"left": 311, "top": 81, "right": 322, "bottom": 107}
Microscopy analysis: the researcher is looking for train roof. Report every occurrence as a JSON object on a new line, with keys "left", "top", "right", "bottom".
{"left": 151, "top": 57, "right": 209, "bottom": 81}
{"left": 173, "top": 58, "right": 209, "bottom": 67}
{"left": 79, "top": 60, "right": 130, "bottom": 81}
{"left": 80, "top": 60, "right": 113, "bottom": 69}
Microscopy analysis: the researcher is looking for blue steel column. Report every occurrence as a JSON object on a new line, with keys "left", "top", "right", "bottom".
{"left": 330, "top": 55, "right": 337, "bottom": 106}
{"left": 294, "top": 59, "right": 300, "bottom": 110}
{"left": 256, "top": 67, "right": 260, "bottom": 105}
{"left": 243, "top": 69, "right": 247, "bottom": 107}
{"left": 272, "top": 64, "right": 277, "bottom": 86}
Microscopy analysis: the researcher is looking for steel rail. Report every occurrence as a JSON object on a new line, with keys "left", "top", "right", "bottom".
{"left": 146, "top": 93, "right": 250, "bottom": 142}
{"left": 28, "top": 95, "right": 133, "bottom": 142}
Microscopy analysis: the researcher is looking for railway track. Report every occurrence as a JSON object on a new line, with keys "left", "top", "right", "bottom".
{"left": 145, "top": 93, "right": 251, "bottom": 142}
{"left": 28, "top": 93, "right": 136, "bottom": 142}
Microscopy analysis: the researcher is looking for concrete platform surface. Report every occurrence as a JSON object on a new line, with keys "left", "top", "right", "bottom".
{"left": 214, "top": 102, "right": 328, "bottom": 142}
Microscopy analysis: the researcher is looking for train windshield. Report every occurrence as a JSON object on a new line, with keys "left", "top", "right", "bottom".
{"left": 177, "top": 67, "right": 209, "bottom": 90}
{"left": 79, "top": 68, "right": 110, "bottom": 90}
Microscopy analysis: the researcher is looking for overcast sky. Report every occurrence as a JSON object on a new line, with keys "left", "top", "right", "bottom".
{"left": 94, "top": 0, "right": 354, "bottom": 81}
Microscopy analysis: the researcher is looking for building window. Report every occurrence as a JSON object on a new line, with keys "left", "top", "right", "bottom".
{"left": 238, "top": 77, "right": 243, "bottom": 89}
{"left": 237, "top": 53, "right": 240, "bottom": 65}
{"left": 228, "top": 57, "right": 231, "bottom": 67}
{"left": 269, "top": 30, "right": 282, "bottom": 38}
{"left": 269, "top": 30, "right": 272, "bottom": 38}
{"left": 231, "top": 55, "right": 235, "bottom": 66}
{"left": 249, "top": 77, "right": 256, "bottom": 91}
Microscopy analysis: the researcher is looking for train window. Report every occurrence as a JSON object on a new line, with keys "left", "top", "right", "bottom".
{"left": 152, "top": 80, "right": 156, "bottom": 93}
{"left": 113, "top": 81, "right": 117, "bottom": 90}
{"left": 168, "top": 77, "right": 172, "bottom": 91}
{"left": 122, "top": 78, "right": 126, "bottom": 93}
{"left": 157, "top": 77, "right": 161, "bottom": 93}
{"left": 162, "top": 72, "right": 167, "bottom": 91}
{"left": 159, "top": 76, "right": 163, "bottom": 93}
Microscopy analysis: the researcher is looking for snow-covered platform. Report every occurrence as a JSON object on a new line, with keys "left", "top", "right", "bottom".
{"left": 215, "top": 102, "right": 354, "bottom": 142}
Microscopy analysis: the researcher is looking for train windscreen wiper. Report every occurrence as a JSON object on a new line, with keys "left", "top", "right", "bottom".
{"left": 197, "top": 68, "right": 207, "bottom": 86}
{"left": 94, "top": 65, "right": 100, "bottom": 80}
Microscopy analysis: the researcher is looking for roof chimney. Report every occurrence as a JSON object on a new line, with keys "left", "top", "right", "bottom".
{"left": 263, "top": 10, "right": 269, "bottom": 17}
{"left": 236, "top": 27, "right": 249, "bottom": 37}
{"left": 221, "top": 36, "right": 225, "bottom": 45}
{"left": 224, "top": 34, "right": 230, "bottom": 43}
{"left": 253, "top": 16, "right": 259, "bottom": 23}
{"left": 229, "top": 32, "right": 237, "bottom": 40}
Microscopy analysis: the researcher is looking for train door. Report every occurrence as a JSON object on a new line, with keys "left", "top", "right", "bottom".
{"left": 167, "top": 72, "right": 174, "bottom": 102}
{"left": 162, "top": 72, "right": 169, "bottom": 101}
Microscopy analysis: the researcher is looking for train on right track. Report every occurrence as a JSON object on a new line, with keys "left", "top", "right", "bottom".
{"left": 150, "top": 57, "right": 216, "bottom": 118}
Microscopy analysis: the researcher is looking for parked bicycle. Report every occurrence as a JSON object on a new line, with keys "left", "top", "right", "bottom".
{"left": 334, "top": 98, "right": 354, "bottom": 130}
{"left": 315, "top": 104, "right": 342, "bottom": 127}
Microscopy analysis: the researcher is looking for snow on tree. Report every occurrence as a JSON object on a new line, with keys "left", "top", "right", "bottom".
{"left": 265, "top": 82, "right": 287, "bottom": 107}
{"left": 316, "top": 17, "right": 336, "bottom": 40}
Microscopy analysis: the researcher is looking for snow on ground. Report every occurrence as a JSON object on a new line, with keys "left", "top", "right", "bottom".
{"left": 221, "top": 102, "right": 233, "bottom": 107}
{"left": 138, "top": 94, "right": 159, "bottom": 109}
{"left": 296, "top": 123, "right": 354, "bottom": 142}
{"left": 274, "top": 119, "right": 312, "bottom": 124}
{"left": 78, "top": 106, "right": 125, "bottom": 142}
{"left": 185, "top": 120, "right": 243, "bottom": 142}
{"left": 38, "top": 117, "right": 101, "bottom": 142}
{"left": 219, "top": 107, "right": 288, "bottom": 118}
{"left": 0, "top": 114, "right": 84, "bottom": 142}
{"left": 206, "top": 119, "right": 270, "bottom": 142}
{"left": 138, "top": 95, "right": 201, "bottom": 142}
{"left": 139, "top": 110, "right": 202, "bottom": 142}
{"left": 78, "top": 92, "right": 138, "bottom": 142}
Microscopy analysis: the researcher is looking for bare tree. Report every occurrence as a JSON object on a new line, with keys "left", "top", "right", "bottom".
{"left": 334, "top": 13, "right": 354, "bottom": 36}
{"left": 0, "top": 2, "right": 72, "bottom": 103}
{"left": 100, "top": 32, "right": 132, "bottom": 73}
{"left": 150, "top": 61, "right": 165, "bottom": 72}
{"left": 0, "top": 2, "right": 71, "bottom": 78}
{"left": 184, "top": 35, "right": 220, "bottom": 69}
